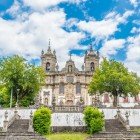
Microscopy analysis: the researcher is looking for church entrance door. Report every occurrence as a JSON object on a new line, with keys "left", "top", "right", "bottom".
{"left": 66, "top": 100, "right": 73, "bottom": 106}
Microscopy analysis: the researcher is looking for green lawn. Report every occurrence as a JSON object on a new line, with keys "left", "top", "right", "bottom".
{"left": 133, "top": 128, "right": 140, "bottom": 133}
{"left": 46, "top": 133, "right": 90, "bottom": 140}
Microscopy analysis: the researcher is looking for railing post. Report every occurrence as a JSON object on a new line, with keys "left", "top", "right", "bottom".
{"left": 28, "top": 110, "right": 34, "bottom": 132}
{"left": 3, "top": 111, "right": 8, "bottom": 132}
{"left": 14, "top": 102, "right": 20, "bottom": 120}
{"left": 116, "top": 108, "right": 120, "bottom": 119}
{"left": 102, "top": 110, "right": 106, "bottom": 132}
{"left": 125, "top": 111, "right": 130, "bottom": 131}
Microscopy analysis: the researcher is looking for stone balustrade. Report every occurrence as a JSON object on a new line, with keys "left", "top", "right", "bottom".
{"left": 52, "top": 105, "right": 84, "bottom": 112}
{"left": 116, "top": 109, "right": 130, "bottom": 131}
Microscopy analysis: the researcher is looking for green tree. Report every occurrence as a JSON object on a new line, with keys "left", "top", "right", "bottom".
{"left": 84, "top": 106, "right": 104, "bottom": 134}
{"left": 33, "top": 107, "right": 51, "bottom": 135}
{"left": 89, "top": 59, "right": 140, "bottom": 107}
{"left": 0, "top": 55, "right": 45, "bottom": 107}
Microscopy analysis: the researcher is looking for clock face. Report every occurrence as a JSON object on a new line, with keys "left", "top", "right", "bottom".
{"left": 66, "top": 76, "right": 74, "bottom": 83}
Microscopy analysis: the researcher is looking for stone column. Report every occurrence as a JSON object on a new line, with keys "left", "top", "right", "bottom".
{"left": 14, "top": 102, "right": 20, "bottom": 120}
{"left": 115, "top": 108, "right": 121, "bottom": 119}
{"left": 125, "top": 111, "right": 130, "bottom": 131}
{"left": 3, "top": 111, "right": 8, "bottom": 132}
{"left": 102, "top": 110, "right": 106, "bottom": 132}
{"left": 28, "top": 110, "right": 34, "bottom": 132}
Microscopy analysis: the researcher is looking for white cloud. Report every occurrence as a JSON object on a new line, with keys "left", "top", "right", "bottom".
{"left": 0, "top": 2, "right": 86, "bottom": 70}
{"left": 100, "top": 39, "right": 125, "bottom": 58}
{"left": 129, "top": 0, "right": 139, "bottom": 7}
{"left": 126, "top": 35, "right": 140, "bottom": 62}
{"left": 23, "top": 0, "right": 86, "bottom": 11}
{"left": 131, "top": 27, "right": 140, "bottom": 34}
{"left": 124, "top": 35, "right": 140, "bottom": 75}
{"left": 78, "top": 11, "right": 134, "bottom": 39}
{"left": 23, "top": 0, "right": 66, "bottom": 10}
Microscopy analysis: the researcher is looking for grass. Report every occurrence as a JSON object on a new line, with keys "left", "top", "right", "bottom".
{"left": 46, "top": 133, "right": 90, "bottom": 140}
{"left": 133, "top": 128, "right": 140, "bottom": 133}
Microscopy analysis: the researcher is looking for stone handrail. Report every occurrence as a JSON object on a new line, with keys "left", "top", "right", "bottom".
{"left": 52, "top": 106, "right": 84, "bottom": 112}
{"left": 116, "top": 109, "right": 130, "bottom": 131}
{"left": 7, "top": 114, "right": 20, "bottom": 128}
{"left": 2, "top": 104, "right": 21, "bottom": 132}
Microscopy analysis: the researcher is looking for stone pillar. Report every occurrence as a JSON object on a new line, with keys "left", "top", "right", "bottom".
{"left": 3, "top": 111, "right": 8, "bottom": 132}
{"left": 28, "top": 110, "right": 34, "bottom": 132}
{"left": 116, "top": 108, "right": 121, "bottom": 119}
{"left": 52, "top": 96, "right": 56, "bottom": 112}
{"left": 125, "top": 111, "right": 130, "bottom": 131}
{"left": 14, "top": 102, "right": 20, "bottom": 120}
{"left": 102, "top": 110, "right": 106, "bottom": 132}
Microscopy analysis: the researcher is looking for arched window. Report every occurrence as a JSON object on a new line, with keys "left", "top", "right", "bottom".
{"left": 76, "top": 83, "right": 81, "bottom": 94}
{"left": 46, "top": 62, "right": 50, "bottom": 71}
{"left": 90, "top": 62, "right": 95, "bottom": 71}
{"left": 123, "top": 97, "right": 129, "bottom": 103}
{"left": 104, "top": 94, "right": 109, "bottom": 103}
{"left": 59, "top": 100, "right": 64, "bottom": 106}
{"left": 44, "top": 98, "right": 48, "bottom": 106}
{"left": 59, "top": 83, "right": 64, "bottom": 94}
{"left": 134, "top": 95, "right": 139, "bottom": 102}
{"left": 68, "top": 65, "right": 72, "bottom": 73}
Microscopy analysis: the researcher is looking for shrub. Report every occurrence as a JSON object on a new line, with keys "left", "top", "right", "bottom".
{"left": 90, "top": 118, "right": 104, "bottom": 134}
{"left": 33, "top": 107, "right": 51, "bottom": 135}
{"left": 84, "top": 106, "right": 104, "bottom": 134}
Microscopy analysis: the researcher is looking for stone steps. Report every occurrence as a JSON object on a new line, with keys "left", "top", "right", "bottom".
{"left": 0, "top": 132, "right": 46, "bottom": 140}
{"left": 88, "top": 132, "right": 140, "bottom": 140}
{"left": 1, "top": 119, "right": 47, "bottom": 140}
{"left": 105, "top": 119, "right": 127, "bottom": 132}
{"left": 8, "top": 119, "right": 29, "bottom": 133}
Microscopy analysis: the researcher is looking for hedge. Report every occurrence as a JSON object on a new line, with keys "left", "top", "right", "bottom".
{"left": 33, "top": 107, "right": 51, "bottom": 135}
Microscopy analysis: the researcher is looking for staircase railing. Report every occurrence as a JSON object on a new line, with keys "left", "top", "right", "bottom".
{"left": 115, "top": 109, "right": 130, "bottom": 131}
{"left": 8, "top": 104, "right": 21, "bottom": 128}
{"left": 51, "top": 105, "right": 84, "bottom": 112}
{"left": 3, "top": 103, "right": 20, "bottom": 132}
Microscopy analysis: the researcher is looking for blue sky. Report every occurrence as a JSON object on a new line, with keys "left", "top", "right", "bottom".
{"left": 0, "top": 0, "right": 140, "bottom": 74}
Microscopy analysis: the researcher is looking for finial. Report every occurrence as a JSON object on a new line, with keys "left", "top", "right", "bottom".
{"left": 53, "top": 50, "right": 56, "bottom": 55}
{"left": 89, "top": 44, "right": 93, "bottom": 52}
{"left": 48, "top": 39, "right": 51, "bottom": 47}
{"left": 85, "top": 50, "right": 87, "bottom": 55}
{"left": 41, "top": 50, "right": 44, "bottom": 55}
{"left": 56, "top": 63, "right": 59, "bottom": 71}
{"left": 47, "top": 39, "right": 51, "bottom": 52}
{"left": 82, "top": 64, "right": 84, "bottom": 71}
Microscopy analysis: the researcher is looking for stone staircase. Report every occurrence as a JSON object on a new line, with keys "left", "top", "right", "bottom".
{"left": 88, "top": 132, "right": 140, "bottom": 140}
{"left": 0, "top": 119, "right": 46, "bottom": 140}
{"left": 0, "top": 132, "right": 46, "bottom": 140}
{"left": 8, "top": 119, "right": 29, "bottom": 133}
{"left": 88, "top": 119, "right": 140, "bottom": 140}
{"left": 105, "top": 119, "right": 127, "bottom": 132}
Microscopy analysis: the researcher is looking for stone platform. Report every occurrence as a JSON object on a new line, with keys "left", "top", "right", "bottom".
{"left": 88, "top": 132, "right": 140, "bottom": 140}
{"left": 0, "top": 132, "right": 46, "bottom": 140}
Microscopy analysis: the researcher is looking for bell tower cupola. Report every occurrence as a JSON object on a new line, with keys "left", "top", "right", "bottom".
{"left": 41, "top": 39, "right": 57, "bottom": 72}
{"left": 84, "top": 44, "right": 99, "bottom": 72}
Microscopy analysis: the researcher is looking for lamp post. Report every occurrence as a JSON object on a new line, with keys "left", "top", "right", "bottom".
{"left": 10, "top": 88, "right": 13, "bottom": 108}
{"left": 116, "top": 86, "right": 119, "bottom": 108}
{"left": 17, "top": 88, "right": 20, "bottom": 106}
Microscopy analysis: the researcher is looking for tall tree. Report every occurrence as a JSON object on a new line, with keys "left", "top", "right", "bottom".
{"left": 0, "top": 55, "right": 45, "bottom": 107}
{"left": 89, "top": 59, "right": 140, "bottom": 107}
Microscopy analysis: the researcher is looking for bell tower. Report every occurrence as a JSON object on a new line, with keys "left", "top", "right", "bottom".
{"left": 41, "top": 40, "right": 57, "bottom": 72}
{"left": 84, "top": 45, "right": 99, "bottom": 72}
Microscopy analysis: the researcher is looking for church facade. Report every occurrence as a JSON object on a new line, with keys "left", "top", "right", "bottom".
{"left": 39, "top": 42, "right": 99, "bottom": 106}
{"left": 39, "top": 42, "right": 140, "bottom": 107}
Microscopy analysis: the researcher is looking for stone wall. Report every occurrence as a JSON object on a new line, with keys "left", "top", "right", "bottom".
{"left": 0, "top": 108, "right": 140, "bottom": 128}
